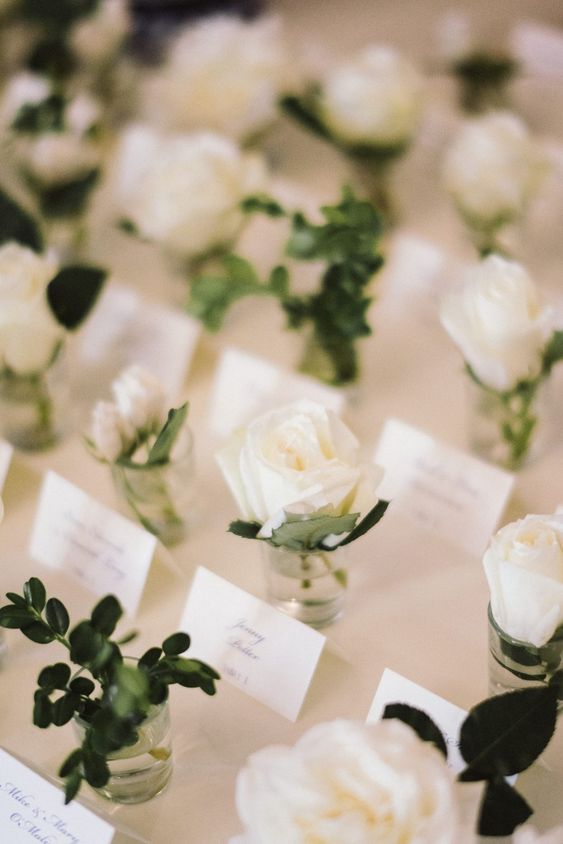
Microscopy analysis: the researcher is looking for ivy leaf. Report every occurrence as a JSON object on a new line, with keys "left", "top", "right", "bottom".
{"left": 146, "top": 403, "right": 188, "bottom": 466}
{"left": 543, "top": 330, "right": 563, "bottom": 375}
{"left": 241, "top": 194, "right": 286, "bottom": 217}
{"left": 37, "top": 169, "right": 99, "bottom": 218}
{"left": 477, "top": 779, "right": 532, "bottom": 837}
{"left": 23, "top": 577, "right": 46, "bottom": 612}
{"left": 162, "top": 632, "right": 191, "bottom": 656}
{"left": 334, "top": 499, "right": 390, "bottom": 548}
{"left": 268, "top": 510, "right": 360, "bottom": 551}
{"left": 46, "top": 265, "right": 106, "bottom": 330}
{"left": 382, "top": 703, "right": 448, "bottom": 758}
{"left": 90, "top": 595, "right": 122, "bottom": 637}
{"left": 228, "top": 520, "right": 261, "bottom": 540}
{"left": 45, "top": 598, "right": 70, "bottom": 635}
{"left": 459, "top": 687, "right": 558, "bottom": 780}
{"left": 0, "top": 187, "right": 42, "bottom": 251}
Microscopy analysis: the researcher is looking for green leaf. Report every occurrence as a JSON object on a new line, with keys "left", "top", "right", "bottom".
{"left": 46, "top": 265, "right": 106, "bottom": 330}
{"left": 82, "top": 751, "right": 110, "bottom": 789}
{"left": 228, "top": 520, "right": 261, "bottom": 539}
{"left": 63, "top": 769, "right": 82, "bottom": 805}
{"left": 0, "top": 187, "right": 42, "bottom": 251}
{"left": 22, "top": 622, "right": 56, "bottom": 644}
{"left": 33, "top": 690, "right": 52, "bottom": 728}
{"left": 37, "top": 168, "right": 99, "bottom": 218}
{"left": 279, "top": 94, "right": 334, "bottom": 143}
{"left": 268, "top": 509, "right": 359, "bottom": 551}
{"left": 382, "top": 703, "right": 448, "bottom": 758}
{"left": 69, "top": 621, "right": 101, "bottom": 664}
{"left": 45, "top": 598, "right": 70, "bottom": 635}
{"left": 139, "top": 647, "right": 162, "bottom": 670}
{"left": 5, "top": 592, "right": 28, "bottom": 608}
{"left": 12, "top": 94, "right": 65, "bottom": 134}
{"left": 148, "top": 680, "right": 168, "bottom": 705}
{"left": 162, "top": 632, "right": 191, "bottom": 656}
{"left": 459, "top": 687, "right": 558, "bottom": 780}
{"left": 38, "top": 663, "right": 71, "bottom": 690}
{"left": 241, "top": 194, "right": 286, "bottom": 217}
{"left": 23, "top": 577, "right": 46, "bottom": 612}
{"left": 335, "top": 499, "right": 390, "bottom": 548}
{"left": 543, "top": 330, "right": 563, "bottom": 374}
{"left": 268, "top": 265, "right": 290, "bottom": 297}
{"left": 146, "top": 403, "right": 188, "bottom": 466}
{"left": 110, "top": 664, "right": 149, "bottom": 719}
{"left": 0, "top": 605, "right": 34, "bottom": 628}
{"left": 477, "top": 779, "right": 532, "bottom": 837}
{"left": 69, "top": 677, "right": 95, "bottom": 696}
{"left": 52, "top": 692, "right": 78, "bottom": 726}
{"left": 187, "top": 255, "right": 268, "bottom": 331}
{"left": 90, "top": 595, "right": 122, "bottom": 637}
{"left": 59, "top": 749, "right": 82, "bottom": 778}
{"left": 21, "top": 0, "right": 98, "bottom": 26}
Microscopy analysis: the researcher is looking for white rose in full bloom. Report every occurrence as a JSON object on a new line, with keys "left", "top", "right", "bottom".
{"left": 0, "top": 242, "right": 63, "bottom": 374}
{"left": 70, "top": 0, "right": 130, "bottom": 66}
{"left": 216, "top": 400, "right": 382, "bottom": 541}
{"left": 89, "top": 400, "right": 134, "bottom": 463}
{"left": 444, "top": 112, "right": 544, "bottom": 229}
{"left": 320, "top": 46, "right": 422, "bottom": 148}
{"left": 513, "top": 825, "right": 563, "bottom": 844}
{"left": 115, "top": 125, "right": 266, "bottom": 259}
{"left": 0, "top": 72, "right": 51, "bottom": 127}
{"left": 484, "top": 513, "right": 563, "bottom": 647}
{"left": 233, "top": 719, "right": 480, "bottom": 844}
{"left": 143, "top": 15, "right": 289, "bottom": 141}
{"left": 440, "top": 254, "right": 552, "bottom": 392}
{"left": 111, "top": 365, "right": 165, "bottom": 434}
{"left": 20, "top": 131, "right": 100, "bottom": 186}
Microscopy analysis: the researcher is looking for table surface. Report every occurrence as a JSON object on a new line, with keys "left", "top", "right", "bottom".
{"left": 2, "top": 2, "right": 563, "bottom": 842}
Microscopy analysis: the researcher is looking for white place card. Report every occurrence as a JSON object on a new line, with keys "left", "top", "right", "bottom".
{"left": 29, "top": 472, "right": 157, "bottom": 617}
{"left": 374, "top": 418, "right": 514, "bottom": 557}
{"left": 511, "top": 21, "right": 563, "bottom": 79}
{"left": 382, "top": 234, "right": 452, "bottom": 326}
{"left": 0, "top": 748, "right": 114, "bottom": 844}
{"left": 367, "top": 669, "right": 467, "bottom": 773}
{"left": 0, "top": 439, "right": 13, "bottom": 492}
{"left": 180, "top": 567, "right": 326, "bottom": 721}
{"left": 78, "top": 284, "right": 200, "bottom": 400}
{"left": 208, "top": 347, "right": 345, "bottom": 439}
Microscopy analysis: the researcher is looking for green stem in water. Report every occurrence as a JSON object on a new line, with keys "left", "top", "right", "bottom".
{"left": 298, "top": 552, "right": 347, "bottom": 590}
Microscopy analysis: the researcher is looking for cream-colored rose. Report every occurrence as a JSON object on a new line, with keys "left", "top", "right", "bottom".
{"left": 66, "top": 93, "right": 102, "bottom": 137}
{"left": 440, "top": 254, "right": 551, "bottom": 392}
{"left": 111, "top": 365, "right": 165, "bottom": 434}
{"left": 70, "top": 0, "right": 130, "bottom": 66}
{"left": 0, "top": 242, "right": 63, "bottom": 374}
{"left": 320, "top": 46, "right": 422, "bottom": 148}
{"left": 19, "top": 131, "right": 100, "bottom": 186}
{"left": 115, "top": 125, "right": 265, "bottom": 260}
{"left": 143, "top": 15, "right": 289, "bottom": 141}
{"left": 216, "top": 400, "right": 382, "bottom": 540}
{"left": 89, "top": 400, "right": 134, "bottom": 463}
{"left": 1, "top": 71, "right": 51, "bottom": 127}
{"left": 234, "top": 719, "right": 480, "bottom": 844}
{"left": 484, "top": 513, "right": 563, "bottom": 646}
{"left": 444, "top": 112, "right": 544, "bottom": 229}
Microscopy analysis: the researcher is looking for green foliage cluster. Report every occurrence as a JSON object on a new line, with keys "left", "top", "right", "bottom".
{"left": 0, "top": 578, "right": 219, "bottom": 803}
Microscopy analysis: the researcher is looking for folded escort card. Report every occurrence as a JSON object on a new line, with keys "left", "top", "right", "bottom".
{"left": 0, "top": 439, "right": 13, "bottom": 493}
{"left": 208, "top": 347, "right": 345, "bottom": 439}
{"left": 29, "top": 472, "right": 157, "bottom": 617}
{"left": 374, "top": 419, "right": 515, "bottom": 557}
{"left": 180, "top": 567, "right": 326, "bottom": 721}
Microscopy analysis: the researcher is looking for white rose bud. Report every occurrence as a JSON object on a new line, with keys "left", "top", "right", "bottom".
{"left": 115, "top": 126, "right": 266, "bottom": 260}
{"left": 0, "top": 242, "right": 63, "bottom": 375}
{"left": 234, "top": 719, "right": 481, "bottom": 844}
{"left": 320, "top": 46, "right": 422, "bottom": 148}
{"left": 1, "top": 71, "right": 51, "bottom": 127}
{"left": 484, "top": 513, "right": 563, "bottom": 647}
{"left": 89, "top": 400, "right": 134, "bottom": 462}
{"left": 20, "top": 131, "right": 100, "bottom": 186}
{"left": 216, "top": 400, "right": 382, "bottom": 535}
{"left": 444, "top": 111, "right": 545, "bottom": 229}
{"left": 70, "top": 0, "right": 130, "bottom": 66}
{"left": 111, "top": 365, "right": 165, "bottom": 435}
{"left": 440, "top": 254, "right": 552, "bottom": 392}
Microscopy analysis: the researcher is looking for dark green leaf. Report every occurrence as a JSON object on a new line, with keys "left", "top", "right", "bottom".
{"left": 12, "top": 94, "right": 65, "bottom": 134}
{"left": 148, "top": 680, "right": 168, "bottom": 705}
{"left": 146, "top": 403, "right": 188, "bottom": 466}
{"left": 279, "top": 94, "right": 334, "bottom": 143}
{"left": 46, "top": 265, "right": 106, "bottom": 330}
{"left": 228, "top": 520, "right": 261, "bottom": 539}
{"left": 69, "top": 677, "right": 95, "bottom": 696}
{"left": 0, "top": 187, "right": 42, "bottom": 251}
{"left": 241, "top": 194, "right": 286, "bottom": 217}
{"left": 139, "top": 647, "right": 162, "bottom": 670}
{"left": 187, "top": 255, "right": 268, "bottom": 331}
{"left": 115, "top": 629, "right": 138, "bottom": 646}
{"left": 63, "top": 769, "right": 82, "bottom": 805}
{"left": 37, "top": 168, "right": 99, "bottom": 218}
{"left": 82, "top": 751, "right": 110, "bottom": 789}
{"left": 21, "top": 0, "right": 98, "bottom": 26}
{"left": 38, "top": 663, "right": 71, "bottom": 690}
{"left": 52, "top": 692, "right": 77, "bottom": 726}
{"left": 90, "top": 595, "right": 122, "bottom": 637}
{"left": 22, "top": 622, "right": 56, "bottom": 644}
{"left": 459, "top": 687, "right": 558, "bottom": 780}
{"left": 45, "top": 598, "right": 70, "bottom": 635}
{"left": 162, "top": 632, "right": 191, "bottom": 656}
{"left": 478, "top": 779, "right": 532, "bottom": 837}
{"left": 69, "top": 621, "right": 100, "bottom": 663}
{"left": 33, "top": 690, "right": 52, "bottom": 728}
{"left": 23, "top": 577, "right": 46, "bottom": 612}
{"left": 335, "top": 499, "right": 390, "bottom": 548}
{"left": 268, "top": 265, "right": 290, "bottom": 297}
{"left": 5, "top": 592, "right": 28, "bottom": 608}
{"left": 543, "top": 330, "right": 563, "bottom": 374}
{"left": 383, "top": 703, "right": 448, "bottom": 758}
{"left": 0, "top": 605, "right": 34, "bottom": 628}
{"left": 59, "top": 749, "right": 82, "bottom": 778}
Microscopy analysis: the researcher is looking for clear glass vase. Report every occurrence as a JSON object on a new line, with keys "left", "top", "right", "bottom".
{"left": 111, "top": 426, "right": 196, "bottom": 545}
{"left": 73, "top": 699, "right": 173, "bottom": 804}
{"left": 262, "top": 544, "right": 347, "bottom": 628}
{"left": 466, "top": 377, "right": 548, "bottom": 472}
{"left": 0, "top": 347, "right": 69, "bottom": 451}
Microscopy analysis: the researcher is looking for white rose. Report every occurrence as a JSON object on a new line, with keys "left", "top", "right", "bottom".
{"left": 20, "top": 131, "right": 100, "bottom": 186}
{"left": 66, "top": 93, "right": 102, "bottom": 137}
{"left": 115, "top": 125, "right": 266, "bottom": 259}
{"left": 320, "top": 46, "right": 422, "bottom": 148}
{"left": 111, "top": 365, "right": 165, "bottom": 435}
{"left": 440, "top": 254, "right": 552, "bottom": 392}
{"left": 1, "top": 72, "right": 51, "bottom": 127}
{"left": 444, "top": 111, "right": 544, "bottom": 229}
{"left": 484, "top": 513, "right": 563, "bottom": 647}
{"left": 89, "top": 400, "right": 134, "bottom": 462}
{"left": 216, "top": 400, "right": 382, "bottom": 538}
{"left": 143, "top": 15, "right": 289, "bottom": 142}
{"left": 513, "top": 825, "right": 563, "bottom": 844}
{"left": 70, "top": 0, "right": 130, "bottom": 66}
{"left": 234, "top": 719, "right": 480, "bottom": 844}
{"left": 0, "top": 242, "right": 63, "bottom": 374}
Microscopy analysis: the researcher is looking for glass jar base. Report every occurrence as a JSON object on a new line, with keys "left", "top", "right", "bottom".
{"left": 270, "top": 594, "right": 344, "bottom": 629}
{"left": 94, "top": 759, "right": 172, "bottom": 804}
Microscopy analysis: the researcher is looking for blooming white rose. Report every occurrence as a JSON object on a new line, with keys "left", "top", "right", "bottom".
{"left": 0, "top": 242, "right": 63, "bottom": 374}
{"left": 89, "top": 400, "right": 134, "bottom": 462}
{"left": 0, "top": 72, "right": 51, "bottom": 127}
{"left": 484, "top": 512, "right": 563, "bottom": 647}
{"left": 440, "top": 254, "right": 552, "bottom": 392}
{"left": 19, "top": 131, "right": 100, "bottom": 186}
{"left": 115, "top": 125, "right": 265, "bottom": 259}
{"left": 234, "top": 719, "right": 480, "bottom": 844}
{"left": 111, "top": 365, "right": 165, "bottom": 434}
{"left": 143, "top": 15, "right": 289, "bottom": 141}
{"left": 320, "top": 46, "right": 422, "bottom": 148}
{"left": 444, "top": 111, "right": 544, "bottom": 229}
{"left": 70, "top": 0, "right": 130, "bottom": 66}
{"left": 216, "top": 400, "right": 382, "bottom": 539}
{"left": 513, "top": 824, "right": 563, "bottom": 844}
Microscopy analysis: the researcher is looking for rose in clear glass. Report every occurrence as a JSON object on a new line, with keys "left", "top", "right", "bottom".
{"left": 111, "top": 364, "right": 165, "bottom": 436}
{"left": 232, "top": 720, "right": 480, "bottom": 844}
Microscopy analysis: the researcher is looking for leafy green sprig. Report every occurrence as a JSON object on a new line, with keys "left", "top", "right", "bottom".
{"left": 0, "top": 578, "right": 219, "bottom": 803}
{"left": 187, "top": 187, "right": 384, "bottom": 385}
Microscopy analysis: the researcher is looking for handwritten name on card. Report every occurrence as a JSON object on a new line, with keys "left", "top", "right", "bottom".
{"left": 367, "top": 669, "right": 467, "bottom": 773}
{"left": 180, "top": 567, "right": 325, "bottom": 721}
{"left": 29, "top": 472, "right": 157, "bottom": 617}
{"left": 209, "top": 347, "right": 345, "bottom": 439}
{"left": 0, "top": 439, "right": 13, "bottom": 492}
{"left": 0, "top": 748, "right": 114, "bottom": 844}
{"left": 374, "top": 419, "right": 514, "bottom": 557}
